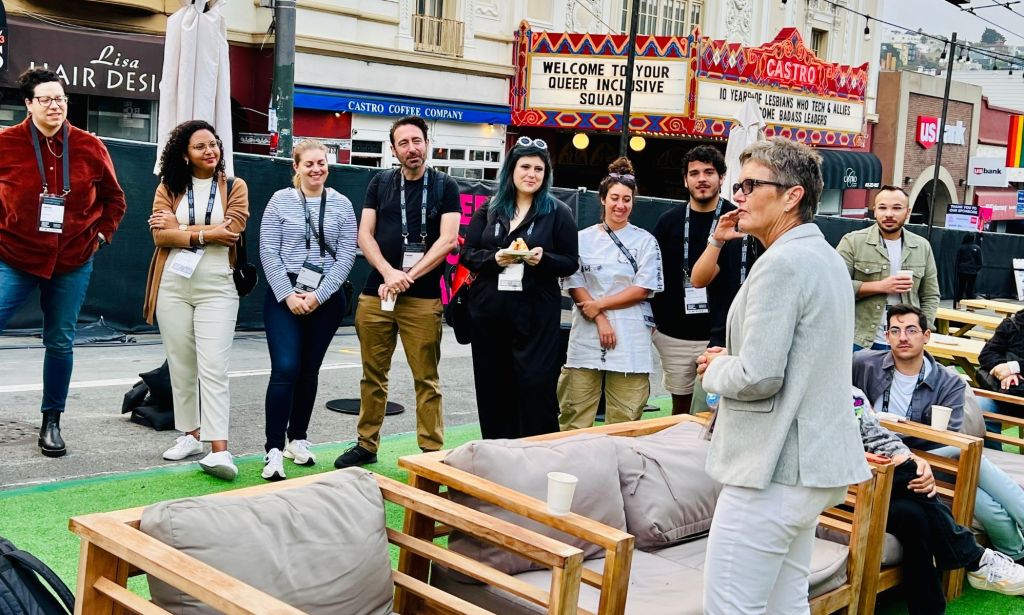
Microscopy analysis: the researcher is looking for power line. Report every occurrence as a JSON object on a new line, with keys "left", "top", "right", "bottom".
{"left": 957, "top": 3, "right": 1024, "bottom": 43}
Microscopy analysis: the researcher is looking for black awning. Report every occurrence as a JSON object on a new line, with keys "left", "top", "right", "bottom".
{"left": 818, "top": 149, "right": 882, "bottom": 190}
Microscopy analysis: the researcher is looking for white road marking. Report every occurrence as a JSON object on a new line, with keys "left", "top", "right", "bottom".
{"left": 0, "top": 363, "right": 362, "bottom": 394}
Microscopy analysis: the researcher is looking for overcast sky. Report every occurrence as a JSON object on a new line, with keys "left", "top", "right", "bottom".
{"left": 883, "top": 0, "right": 1024, "bottom": 45}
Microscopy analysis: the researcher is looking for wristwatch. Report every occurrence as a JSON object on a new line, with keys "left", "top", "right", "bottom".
{"left": 707, "top": 235, "right": 724, "bottom": 249}
{"left": 178, "top": 224, "right": 188, "bottom": 231}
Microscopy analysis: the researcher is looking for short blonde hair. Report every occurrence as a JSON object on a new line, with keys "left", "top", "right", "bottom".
{"left": 292, "top": 139, "right": 328, "bottom": 188}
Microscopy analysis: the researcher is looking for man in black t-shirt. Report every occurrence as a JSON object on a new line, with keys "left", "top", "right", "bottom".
{"left": 335, "top": 116, "right": 460, "bottom": 468}
{"left": 651, "top": 146, "right": 754, "bottom": 415}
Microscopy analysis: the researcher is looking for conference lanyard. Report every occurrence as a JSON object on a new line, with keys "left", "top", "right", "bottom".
{"left": 400, "top": 170, "right": 429, "bottom": 245}
{"left": 682, "top": 198, "right": 723, "bottom": 280}
{"left": 299, "top": 189, "right": 330, "bottom": 259}
{"left": 881, "top": 362, "right": 926, "bottom": 416}
{"left": 29, "top": 122, "right": 70, "bottom": 196}
{"left": 604, "top": 223, "right": 639, "bottom": 274}
{"left": 186, "top": 179, "right": 218, "bottom": 225}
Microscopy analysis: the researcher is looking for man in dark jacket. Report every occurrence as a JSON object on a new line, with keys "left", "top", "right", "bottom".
{"left": 980, "top": 309, "right": 1024, "bottom": 398}
{"left": 954, "top": 233, "right": 983, "bottom": 309}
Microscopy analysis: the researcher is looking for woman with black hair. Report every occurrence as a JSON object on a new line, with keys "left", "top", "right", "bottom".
{"left": 460, "top": 137, "right": 579, "bottom": 439}
{"left": 143, "top": 120, "right": 249, "bottom": 480}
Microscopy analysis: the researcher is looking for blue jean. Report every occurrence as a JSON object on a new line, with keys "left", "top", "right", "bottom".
{"left": 932, "top": 445, "right": 1024, "bottom": 560}
{"left": 263, "top": 287, "right": 346, "bottom": 452}
{"left": 0, "top": 258, "right": 93, "bottom": 414}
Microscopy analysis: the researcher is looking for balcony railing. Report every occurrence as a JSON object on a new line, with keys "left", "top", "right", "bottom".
{"left": 412, "top": 13, "right": 465, "bottom": 58}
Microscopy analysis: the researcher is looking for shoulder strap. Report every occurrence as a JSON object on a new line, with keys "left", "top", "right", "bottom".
{"left": 376, "top": 168, "right": 398, "bottom": 205}
{"left": 226, "top": 177, "right": 248, "bottom": 264}
{"left": 3, "top": 549, "right": 76, "bottom": 612}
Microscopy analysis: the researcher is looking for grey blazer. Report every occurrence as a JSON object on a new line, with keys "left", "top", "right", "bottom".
{"left": 703, "top": 224, "right": 871, "bottom": 490}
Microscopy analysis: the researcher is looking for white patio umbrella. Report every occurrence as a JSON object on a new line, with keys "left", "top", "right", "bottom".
{"left": 155, "top": 0, "right": 234, "bottom": 176}
{"left": 723, "top": 97, "right": 766, "bottom": 199}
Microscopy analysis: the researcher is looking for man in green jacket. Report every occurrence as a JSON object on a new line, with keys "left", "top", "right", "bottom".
{"left": 837, "top": 185, "right": 940, "bottom": 350}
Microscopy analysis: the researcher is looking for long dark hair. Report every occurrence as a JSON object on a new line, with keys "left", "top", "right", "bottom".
{"left": 490, "top": 142, "right": 555, "bottom": 220}
{"left": 158, "top": 120, "right": 226, "bottom": 195}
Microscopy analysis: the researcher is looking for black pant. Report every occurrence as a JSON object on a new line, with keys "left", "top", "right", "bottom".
{"left": 263, "top": 287, "right": 346, "bottom": 452}
{"left": 887, "top": 460, "right": 984, "bottom": 615}
{"left": 954, "top": 273, "right": 977, "bottom": 307}
{"left": 469, "top": 295, "right": 561, "bottom": 440}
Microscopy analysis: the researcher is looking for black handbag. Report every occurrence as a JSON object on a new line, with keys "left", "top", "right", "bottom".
{"left": 226, "top": 177, "right": 259, "bottom": 297}
{"left": 443, "top": 263, "right": 475, "bottom": 345}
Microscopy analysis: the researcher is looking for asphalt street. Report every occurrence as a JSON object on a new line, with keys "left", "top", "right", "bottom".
{"left": 0, "top": 325, "right": 669, "bottom": 489}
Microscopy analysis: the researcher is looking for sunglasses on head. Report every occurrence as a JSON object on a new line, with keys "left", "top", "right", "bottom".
{"left": 516, "top": 136, "right": 548, "bottom": 150}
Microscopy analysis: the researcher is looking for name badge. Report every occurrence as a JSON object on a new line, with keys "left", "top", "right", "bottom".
{"left": 498, "top": 263, "right": 524, "bottom": 292}
{"left": 295, "top": 262, "right": 324, "bottom": 292}
{"left": 684, "top": 283, "right": 709, "bottom": 315}
{"left": 167, "top": 248, "right": 205, "bottom": 279}
{"left": 38, "top": 194, "right": 66, "bottom": 234}
{"left": 641, "top": 301, "right": 656, "bottom": 327}
{"left": 402, "top": 243, "right": 426, "bottom": 272}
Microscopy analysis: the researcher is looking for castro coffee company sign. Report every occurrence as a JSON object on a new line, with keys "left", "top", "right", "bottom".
{"left": 916, "top": 115, "right": 967, "bottom": 149}
{"left": 0, "top": 17, "right": 162, "bottom": 100}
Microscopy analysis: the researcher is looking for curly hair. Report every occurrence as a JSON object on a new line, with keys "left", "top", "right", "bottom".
{"left": 598, "top": 156, "right": 637, "bottom": 200}
{"left": 158, "top": 120, "right": 226, "bottom": 195}
{"left": 18, "top": 68, "right": 62, "bottom": 101}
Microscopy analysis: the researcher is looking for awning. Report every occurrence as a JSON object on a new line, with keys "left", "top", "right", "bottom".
{"left": 817, "top": 149, "right": 882, "bottom": 190}
{"left": 294, "top": 86, "right": 512, "bottom": 125}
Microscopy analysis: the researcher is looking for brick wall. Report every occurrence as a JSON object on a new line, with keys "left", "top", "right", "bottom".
{"left": 903, "top": 93, "right": 974, "bottom": 203}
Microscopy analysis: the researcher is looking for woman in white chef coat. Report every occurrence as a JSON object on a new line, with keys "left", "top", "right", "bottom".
{"left": 557, "top": 157, "right": 663, "bottom": 430}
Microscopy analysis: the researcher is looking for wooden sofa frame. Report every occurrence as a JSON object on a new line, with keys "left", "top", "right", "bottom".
{"left": 69, "top": 472, "right": 587, "bottom": 615}
{"left": 397, "top": 414, "right": 896, "bottom": 615}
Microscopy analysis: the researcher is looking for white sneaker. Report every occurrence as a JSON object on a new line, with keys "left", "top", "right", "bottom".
{"left": 262, "top": 448, "right": 286, "bottom": 481}
{"left": 968, "top": 549, "right": 1024, "bottom": 595}
{"left": 162, "top": 434, "right": 203, "bottom": 461}
{"left": 283, "top": 439, "right": 316, "bottom": 466}
{"left": 198, "top": 451, "right": 238, "bottom": 481}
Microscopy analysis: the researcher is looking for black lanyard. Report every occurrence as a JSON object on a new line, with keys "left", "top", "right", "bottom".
{"left": 299, "top": 189, "right": 334, "bottom": 259}
{"left": 882, "top": 361, "right": 926, "bottom": 416}
{"left": 682, "top": 198, "right": 723, "bottom": 279}
{"left": 29, "top": 123, "right": 70, "bottom": 196}
{"left": 400, "top": 170, "right": 429, "bottom": 244}
{"left": 187, "top": 179, "right": 218, "bottom": 225}
{"left": 604, "top": 223, "right": 639, "bottom": 273}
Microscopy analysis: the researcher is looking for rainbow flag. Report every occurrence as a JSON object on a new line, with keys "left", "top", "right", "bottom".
{"left": 1007, "top": 115, "right": 1024, "bottom": 168}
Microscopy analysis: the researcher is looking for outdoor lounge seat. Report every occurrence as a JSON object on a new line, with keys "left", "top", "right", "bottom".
{"left": 69, "top": 468, "right": 587, "bottom": 615}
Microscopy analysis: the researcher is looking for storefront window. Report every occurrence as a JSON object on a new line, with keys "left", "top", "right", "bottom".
{"left": 0, "top": 101, "right": 24, "bottom": 128}
{"left": 819, "top": 190, "right": 841, "bottom": 216}
{"left": 87, "top": 96, "right": 156, "bottom": 142}
{"left": 623, "top": 0, "right": 703, "bottom": 36}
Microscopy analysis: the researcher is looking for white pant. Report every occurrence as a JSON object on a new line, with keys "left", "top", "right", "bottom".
{"left": 156, "top": 247, "right": 238, "bottom": 442}
{"left": 703, "top": 482, "right": 846, "bottom": 615}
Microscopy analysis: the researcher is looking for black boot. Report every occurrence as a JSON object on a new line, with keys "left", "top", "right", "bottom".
{"left": 38, "top": 411, "right": 67, "bottom": 458}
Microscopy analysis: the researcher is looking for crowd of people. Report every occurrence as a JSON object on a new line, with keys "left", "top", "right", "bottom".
{"left": 7, "top": 66, "right": 1024, "bottom": 613}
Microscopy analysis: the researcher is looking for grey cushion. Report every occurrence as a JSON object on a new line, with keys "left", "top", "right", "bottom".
{"left": 431, "top": 550, "right": 703, "bottom": 615}
{"left": 962, "top": 384, "right": 987, "bottom": 439}
{"left": 817, "top": 524, "right": 903, "bottom": 567}
{"left": 140, "top": 469, "right": 394, "bottom": 615}
{"left": 612, "top": 421, "right": 722, "bottom": 549}
{"left": 443, "top": 433, "right": 627, "bottom": 574}
{"left": 983, "top": 449, "right": 1024, "bottom": 489}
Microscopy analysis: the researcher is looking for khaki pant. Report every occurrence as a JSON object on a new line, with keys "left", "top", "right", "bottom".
{"left": 557, "top": 367, "right": 650, "bottom": 431}
{"left": 355, "top": 294, "right": 444, "bottom": 453}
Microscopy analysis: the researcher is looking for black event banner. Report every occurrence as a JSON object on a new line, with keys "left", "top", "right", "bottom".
{"left": 0, "top": 1, "right": 8, "bottom": 74}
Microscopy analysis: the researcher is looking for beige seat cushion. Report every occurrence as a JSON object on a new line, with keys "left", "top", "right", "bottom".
{"left": 140, "top": 469, "right": 394, "bottom": 615}
{"left": 431, "top": 550, "right": 703, "bottom": 615}
{"left": 443, "top": 433, "right": 627, "bottom": 574}
{"left": 612, "top": 421, "right": 723, "bottom": 549}
{"left": 983, "top": 449, "right": 1024, "bottom": 488}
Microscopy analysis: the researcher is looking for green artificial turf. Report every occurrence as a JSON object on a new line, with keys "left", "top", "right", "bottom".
{"left": 0, "top": 396, "right": 1018, "bottom": 612}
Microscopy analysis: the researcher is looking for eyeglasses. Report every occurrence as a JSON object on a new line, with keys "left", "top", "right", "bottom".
{"left": 190, "top": 141, "right": 220, "bottom": 153}
{"left": 32, "top": 96, "right": 68, "bottom": 107}
{"left": 516, "top": 136, "right": 548, "bottom": 150}
{"left": 886, "top": 326, "right": 923, "bottom": 337}
{"left": 732, "top": 179, "right": 791, "bottom": 196}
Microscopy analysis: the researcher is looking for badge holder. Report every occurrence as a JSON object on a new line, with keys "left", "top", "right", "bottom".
{"left": 38, "top": 194, "right": 66, "bottom": 234}
{"left": 402, "top": 243, "right": 426, "bottom": 272}
{"left": 683, "top": 280, "right": 709, "bottom": 315}
{"left": 168, "top": 247, "right": 205, "bottom": 279}
{"left": 498, "top": 263, "right": 525, "bottom": 292}
{"left": 295, "top": 262, "right": 324, "bottom": 292}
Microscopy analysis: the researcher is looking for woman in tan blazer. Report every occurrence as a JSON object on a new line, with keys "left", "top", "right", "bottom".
{"left": 143, "top": 120, "right": 249, "bottom": 480}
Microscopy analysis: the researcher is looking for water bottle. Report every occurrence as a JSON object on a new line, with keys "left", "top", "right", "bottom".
{"left": 706, "top": 392, "right": 720, "bottom": 412}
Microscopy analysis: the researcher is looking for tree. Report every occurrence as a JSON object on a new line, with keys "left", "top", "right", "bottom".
{"left": 981, "top": 27, "right": 1006, "bottom": 45}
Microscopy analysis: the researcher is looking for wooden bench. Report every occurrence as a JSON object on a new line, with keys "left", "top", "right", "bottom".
{"left": 959, "top": 299, "right": 1022, "bottom": 318}
{"left": 70, "top": 472, "right": 587, "bottom": 615}
{"left": 934, "top": 307, "right": 1003, "bottom": 337}
{"left": 926, "top": 334, "right": 986, "bottom": 385}
{"left": 399, "top": 414, "right": 896, "bottom": 615}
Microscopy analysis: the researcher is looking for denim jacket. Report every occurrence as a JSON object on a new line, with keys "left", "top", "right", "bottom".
{"left": 836, "top": 225, "right": 940, "bottom": 348}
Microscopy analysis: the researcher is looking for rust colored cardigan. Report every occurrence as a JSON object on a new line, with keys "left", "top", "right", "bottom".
{"left": 142, "top": 175, "right": 249, "bottom": 324}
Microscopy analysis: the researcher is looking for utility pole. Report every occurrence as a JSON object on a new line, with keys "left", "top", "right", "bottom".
{"left": 928, "top": 32, "right": 956, "bottom": 239}
{"left": 270, "top": 0, "right": 296, "bottom": 158}
{"left": 619, "top": 0, "right": 641, "bottom": 157}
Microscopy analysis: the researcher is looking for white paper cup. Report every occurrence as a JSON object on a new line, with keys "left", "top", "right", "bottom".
{"left": 931, "top": 405, "right": 953, "bottom": 431}
{"left": 897, "top": 269, "right": 914, "bottom": 281}
{"left": 381, "top": 292, "right": 396, "bottom": 312}
{"left": 546, "top": 472, "right": 578, "bottom": 516}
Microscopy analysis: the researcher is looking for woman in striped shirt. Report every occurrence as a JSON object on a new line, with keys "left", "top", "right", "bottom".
{"left": 259, "top": 139, "right": 357, "bottom": 481}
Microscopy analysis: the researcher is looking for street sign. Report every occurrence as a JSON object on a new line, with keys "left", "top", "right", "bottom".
{"left": 1017, "top": 190, "right": 1024, "bottom": 216}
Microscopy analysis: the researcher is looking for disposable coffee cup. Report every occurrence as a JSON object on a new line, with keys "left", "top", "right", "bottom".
{"left": 931, "top": 405, "right": 953, "bottom": 431}
{"left": 381, "top": 292, "right": 396, "bottom": 312}
{"left": 897, "top": 269, "right": 914, "bottom": 281}
{"left": 546, "top": 472, "right": 578, "bottom": 516}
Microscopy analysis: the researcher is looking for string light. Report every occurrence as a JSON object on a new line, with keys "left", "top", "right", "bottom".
{"left": 863, "top": 17, "right": 871, "bottom": 42}
{"left": 940, "top": 44, "right": 948, "bottom": 61}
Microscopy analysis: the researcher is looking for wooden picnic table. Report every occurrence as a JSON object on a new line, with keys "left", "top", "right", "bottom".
{"left": 959, "top": 299, "right": 1022, "bottom": 318}
{"left": 927, "top": 333, "right": 985, "bottom": 385}
{"left": 934, "top": 307, "right": 1004, "bottom": 337}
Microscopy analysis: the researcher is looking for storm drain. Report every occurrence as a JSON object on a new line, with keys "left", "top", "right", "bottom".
{"left": 0, "top": 420, "right": 37, "bottom": 446}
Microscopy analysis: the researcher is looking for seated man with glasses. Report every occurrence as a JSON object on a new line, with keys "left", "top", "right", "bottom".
{"left": 854, "top": 303, "right": 1024, "bottom": 566}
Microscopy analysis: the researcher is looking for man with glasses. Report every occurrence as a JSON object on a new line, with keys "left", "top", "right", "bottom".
{"left": 334, "top": 115, "right": 460, "bottom": 468}
{"left": 854, "top": 304, "right": 1024, "bottom": 568}
{"left": 0, "top": 68, "right": 126, "bottom": 458}
{"left": 838, "top": 185, "right": 939, "bottom": 350}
